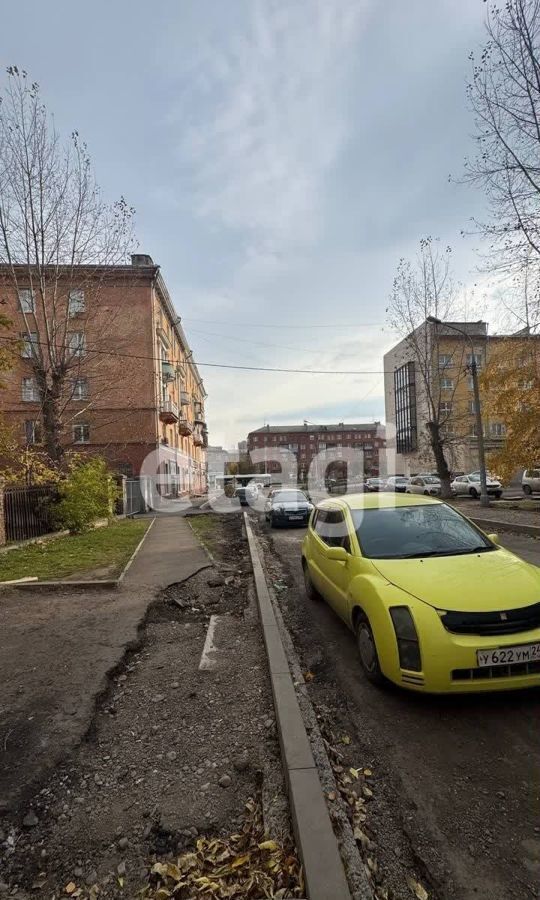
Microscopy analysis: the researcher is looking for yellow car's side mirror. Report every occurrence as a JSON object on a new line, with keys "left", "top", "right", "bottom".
{"left": 487, "top": 533, "right": 499, "bottom": 544}
{"left": 326, "top": 545, "right": 348, "bottom": 562}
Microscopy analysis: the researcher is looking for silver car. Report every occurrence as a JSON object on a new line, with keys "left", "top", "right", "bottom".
{"left": 406, "top": 474, "right": 441, "bottom": 496}
{"left": 522, "top": 468, "right": 540, "bottom": 495}
{"left": 450, "top": 472, "right": 503, "bottom": 499}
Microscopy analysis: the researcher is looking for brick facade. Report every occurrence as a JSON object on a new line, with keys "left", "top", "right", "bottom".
{"left": 247, "top": 423, "right": 386, "bottom": 479}
{"left": 0, "top": 256, "right": 207, "bottom": 493}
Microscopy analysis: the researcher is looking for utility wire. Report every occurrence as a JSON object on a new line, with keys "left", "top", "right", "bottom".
{"left": 0, "top": 334, "right": 391, "bottom": 375}
{"left": 182, "top": 317, "right": 394, "bottom": 330}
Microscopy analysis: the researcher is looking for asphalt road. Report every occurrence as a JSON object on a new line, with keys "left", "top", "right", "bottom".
{"left": 253, "top": 515, "right": 540, "bottom": 900}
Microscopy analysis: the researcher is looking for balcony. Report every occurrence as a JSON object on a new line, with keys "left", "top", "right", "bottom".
{"left": 194, "top": 413, "right": 206, "bottom": 426}
{"left": 193, "top": 429, "right": 204, "bottom": 447}
{"left": 202, "top": 428, "right": 208, "bottom": 448}
{"left": 161, "top": 361, "right": 176, "bottom": 382}
{"left": 178, "top": 417, "right": 193, "bottom": 436}
{"left": 159, "top": 399, "right": 179, "bottom": 423}
{"left": 180, "top": 390, "right": 190, "bottom": 406}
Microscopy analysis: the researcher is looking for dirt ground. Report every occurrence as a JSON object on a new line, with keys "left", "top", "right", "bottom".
{"left": 251, "top": 513, "right": 540, "bottom": 900}
{"left": 0, "top": 514, "right": 299, "bottom": 899}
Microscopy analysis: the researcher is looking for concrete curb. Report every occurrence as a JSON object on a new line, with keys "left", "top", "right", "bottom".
{"left": 470, "top": 517, "right": 540, "bottom": 538}
{"left": 1, "top": 518, "right": 156, "bottom": 592}
{"left": 244, "top": 513, "right": 352, "bottom": 900}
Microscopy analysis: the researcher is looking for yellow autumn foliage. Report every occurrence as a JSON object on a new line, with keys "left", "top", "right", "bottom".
{"left": 481, "top": 337, "right": 540, "bottom": 481}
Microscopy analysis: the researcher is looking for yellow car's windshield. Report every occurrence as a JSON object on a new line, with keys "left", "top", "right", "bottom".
{"left": 351, "top": 504, "right": 495, "bottom": 560}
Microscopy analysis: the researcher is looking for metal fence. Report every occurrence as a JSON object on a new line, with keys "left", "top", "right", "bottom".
{"left": 4, "top": 485, "right": 59, "bottom": 543}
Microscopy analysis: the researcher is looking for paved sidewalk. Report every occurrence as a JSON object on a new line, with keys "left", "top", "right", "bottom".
{"left": 0, "top": 516, "right": 209, "bottom": 814}
{"left": 123, "top": 515, "right": 209, "bottom": 588}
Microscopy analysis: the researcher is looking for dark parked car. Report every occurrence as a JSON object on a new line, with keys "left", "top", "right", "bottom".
{"left": 365, "top": 477, "right": 386, "bottom": 492}
{"left": 265, "top": 489, "right": 313, "bottom": 527}
{"left": 234, "top": 485, "right": 258, "bottom": 506}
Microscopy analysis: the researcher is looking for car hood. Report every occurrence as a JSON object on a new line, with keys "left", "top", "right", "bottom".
{"left": 273, "top": 502, "right": 309, "bottom": 511}
{"left": 372, "top": 550, "right": 540, "bottom": 612}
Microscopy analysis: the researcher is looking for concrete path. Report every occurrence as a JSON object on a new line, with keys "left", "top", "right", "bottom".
{"left": 123, "top": 515, "right": 210, "bottom": 589}
{"left": 0, "top": 516, "right": 210, "bottom": 814}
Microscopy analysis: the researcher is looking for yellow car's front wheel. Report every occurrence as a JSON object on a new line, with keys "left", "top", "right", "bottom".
{"left": 355, "top": 611, "right": 385, "bottom": 686}
{"left": 302, "top": 560, "right": 320, "bottom": 602}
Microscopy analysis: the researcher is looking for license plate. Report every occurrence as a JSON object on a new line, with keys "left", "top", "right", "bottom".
{"left": 477, "top": 642, "right": 540, "bottom": 667}
{"left": 288, "top": 514, "right": 303, "bottom": 520}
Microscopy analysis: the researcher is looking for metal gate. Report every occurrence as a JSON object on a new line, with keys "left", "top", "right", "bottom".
{"left": 125, "top": 478, "right": 146, "bottom": 516}
{"left": 4, "top": 485, "right": 59, "bottom": 542}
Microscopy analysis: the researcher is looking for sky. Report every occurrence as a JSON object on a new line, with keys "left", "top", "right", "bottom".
{"left": 0, "top": 0, "right": 495, "bottom": 450}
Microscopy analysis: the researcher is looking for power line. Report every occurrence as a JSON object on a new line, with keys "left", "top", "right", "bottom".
{"left": 0, "top": 334, "right": 390, "bottom": 375}
{"left": 182, "top": 317, "right": 395, "bottom": 330}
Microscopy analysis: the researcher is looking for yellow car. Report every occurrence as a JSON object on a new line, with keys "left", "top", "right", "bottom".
{"left": 301, "top": 493, "right": 540, "bottom": 693}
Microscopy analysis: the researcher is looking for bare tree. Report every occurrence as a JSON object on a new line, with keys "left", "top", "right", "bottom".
{"left": 387, "top": 238, "right": 471, "bottom": 498}
{"left": 464, "top": 0, "right": 540, "bottom": 274}
{"left": 0, "top": 67, "right": 135, "bottom": 461}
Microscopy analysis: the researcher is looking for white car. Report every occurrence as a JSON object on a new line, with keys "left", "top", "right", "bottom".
{"left": 385, "top": 475, "right": 410, "bottom": 493}
{"left": 450, "top": 473, "right": 503, "bottom": 499}
{"left": 522, "top": 468, "right": 540, "bottom": 495}
{"left": 406, "top": 474, "right": 441, "bottom": 496}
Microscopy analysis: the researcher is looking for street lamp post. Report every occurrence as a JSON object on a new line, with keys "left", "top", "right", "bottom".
{"left": 426, "top": 316, "right": 489, "bottom": 508}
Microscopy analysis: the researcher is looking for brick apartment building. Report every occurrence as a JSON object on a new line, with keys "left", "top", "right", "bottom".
{"left": 0, "top": 254, "right": 207, "bottom": 493}
{"left": 247, "top": 423, "right": 386, "bottom": 480}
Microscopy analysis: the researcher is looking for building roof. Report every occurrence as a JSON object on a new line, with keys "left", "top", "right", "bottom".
{"left": 250, "top": 422, "right": 381, "bottom": 435}
{"left": 434, "top": 320, "right": 488, "bottom": 337}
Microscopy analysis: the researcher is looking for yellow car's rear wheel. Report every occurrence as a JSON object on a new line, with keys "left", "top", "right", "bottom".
{"left": 355, "top": 612, "right": 385, "bottom": 685}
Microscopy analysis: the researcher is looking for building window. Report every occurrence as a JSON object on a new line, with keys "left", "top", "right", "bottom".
{"left": 438, "top": 354, "right": 452, "bottom": 369}
{"left": 68, "top": 332, "right": 86, "bottom": 357}
{"left": 489, "top": 422, "right": 506, "bottom": 437}
{"left": 21, "top": 332, "right": 38, "bottom": 358}
{"left": 468, "top": 400, "right": 477, "bottom": 415}
{"left": 440, "top": 377, "right": 453, "bottom": 390}
{"left": 73, "top": 423, "right": 90, "bottom": 443}
{"left": 470, "top": 422, "right": 485, "bottom": 437}
{"left": 310, "top": 435, "right": 314, "bottom": 441}
{"left": 72, "top": 377, "right": 89, "bottom": 400}
{"left": 440, "top": 401, "right": 453, "bottom": 416}
{"left": 253, "top": 435, "right": 259, "bottom": 442}
{"left": 319, "top": 442, "right": 326, "bottom": 450}
{"left": 68, "top": 289, "right": 85, "bottom": 316}
{"left": 394, "top": 361, "right": 417, "bottom": 454}
{"left": 467, "top": 376, "right": 474, "bottom": 391}
{"left": 24, "top": 420, "right": 42, "bottom": 445}
{"left": 22, "top": 377, "right": 40, "bottom": 401}
{"left": 466, "top": 352, "right": 483, "bottom": 368}
{"left": 19, "top": 289, "right": 35, "bottom": 313}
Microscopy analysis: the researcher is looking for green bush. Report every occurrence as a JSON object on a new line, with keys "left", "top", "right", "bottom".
{"left": 54, "top": 457, "right": 120, "bottom": 533}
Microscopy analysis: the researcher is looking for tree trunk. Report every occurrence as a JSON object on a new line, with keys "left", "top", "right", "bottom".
{"left": 35, "top": 369, "right": 65, "bottom": 462}
{"left": 426, "top": 421, "right": 452, "bottom": 499}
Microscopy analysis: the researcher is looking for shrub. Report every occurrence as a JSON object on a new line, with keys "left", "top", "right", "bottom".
{"left": 54, "top": 457, "right": 120, "bottom": 533}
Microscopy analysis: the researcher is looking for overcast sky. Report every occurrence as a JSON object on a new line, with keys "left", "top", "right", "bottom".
{"left": 1, "top": 0, "right": 494, "bottom": 449}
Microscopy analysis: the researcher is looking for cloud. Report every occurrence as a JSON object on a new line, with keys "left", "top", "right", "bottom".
{"left": 177, "top": 0, "right": 371, "bottom": 250}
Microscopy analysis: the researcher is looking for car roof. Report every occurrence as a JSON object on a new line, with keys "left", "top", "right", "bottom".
{"left": 317, "top": 492, "right": 441, "bottom": 511}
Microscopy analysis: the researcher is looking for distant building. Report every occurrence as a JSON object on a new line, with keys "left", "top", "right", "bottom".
{"left": 207, "top": 445, "right": 230, "bottom": 488}
{"left": 247, "top": 422, "right": 385, "bottom": 480}
{"left": 384, "top": 318, "right": 539, "bottom": 475}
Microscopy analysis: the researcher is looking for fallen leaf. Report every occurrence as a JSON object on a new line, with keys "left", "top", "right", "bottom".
{"left": 258, "top": 840, "right": 279, "bottom": 851}
{"left": 341, "top": 735, "right": 351, "bottom": 745}
{"left": 407, "top": 876, "right": 429, "bottom": 900}
{"left": 349, "top": 767, "right": 360, "bottom": 779}
{"left": 363, "top": 785, "right": 374, "bottom": 798}
{"left": 304, "top": 670, "right": 315, "bottom": 682}
{"left": 327, "top": 791, "right": 337, "bottom": 801}
{"left": 364, "top": 767, "right": 373, "bottom": 776}
{"left": 65, "top": 884, "right": 76, "bottom": 896}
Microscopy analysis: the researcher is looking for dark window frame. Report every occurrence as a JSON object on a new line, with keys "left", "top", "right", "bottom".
{"left": 394, "top": 361, "right": 418, "bottom": 454}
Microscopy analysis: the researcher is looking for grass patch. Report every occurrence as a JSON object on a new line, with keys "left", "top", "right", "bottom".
{"left": 493, "top": 499, "right": 540, "bottom": 511}
{"left": 188, "top": 513, "right": 224, "bottom": 558}
{"left": 0, "top": 519, "right": 150, "bottom": 583}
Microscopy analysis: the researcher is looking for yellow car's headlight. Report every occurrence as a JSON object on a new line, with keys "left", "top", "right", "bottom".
{"left": 390, "top": 606, "right": 422, "bottom": 672}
